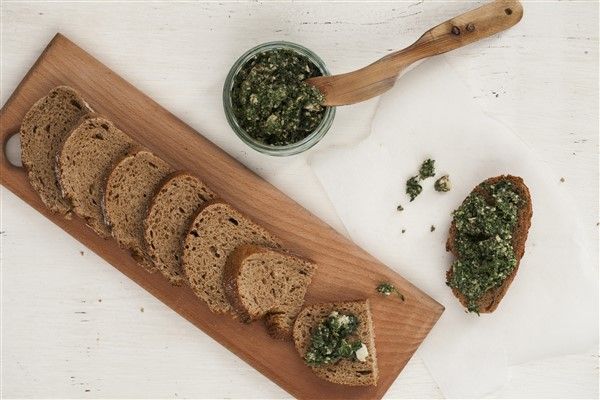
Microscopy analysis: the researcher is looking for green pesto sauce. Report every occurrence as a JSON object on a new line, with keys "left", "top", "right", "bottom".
{"left": 447, "top": 180, "right": 522, "bottom": 314}
{"left": 419, "top": 158, "right": 436, "bottom": 179}
{"left": 406, "top": 176, "right": 422, "bottom": 201}
{"left": 231, "top": 49, "right": 326, "bottom": 146}
{"left": 406, "top": 159, "right": 436, "bottom": 201}
{"left": 376, "top": 282, "right": 405, "bottom": 301}
{"left": 304, "top": 311, "right": 362, "bottom": 366}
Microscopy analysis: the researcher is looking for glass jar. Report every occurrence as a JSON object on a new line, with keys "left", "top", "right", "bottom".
{"left": 223, "top": 41, "right": 336, "bottom": 156}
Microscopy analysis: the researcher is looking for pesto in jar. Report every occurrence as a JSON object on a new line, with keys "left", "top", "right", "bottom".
{"left": 447, "top": 180, "right": 522, "bottom": 314}
{"left": 231, "top": 49, "right": 326, "bottom": 146}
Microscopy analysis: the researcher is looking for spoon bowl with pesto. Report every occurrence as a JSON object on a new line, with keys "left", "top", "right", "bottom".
{"left": 223, "top": 41, "right": 335, "bottom": 156}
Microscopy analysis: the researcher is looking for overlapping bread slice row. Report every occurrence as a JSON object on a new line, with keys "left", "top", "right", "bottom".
{"left": 19, "top": 86, "right": 378, "bottom": 385}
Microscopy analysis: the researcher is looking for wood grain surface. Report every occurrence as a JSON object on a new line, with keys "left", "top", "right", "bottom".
{"left": 0, "top": 33, "right": 443, "bottom": 400}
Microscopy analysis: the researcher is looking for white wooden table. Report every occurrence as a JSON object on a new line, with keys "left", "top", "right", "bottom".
{"left": 1, "top": 1, "right": 598, "bottom": 398}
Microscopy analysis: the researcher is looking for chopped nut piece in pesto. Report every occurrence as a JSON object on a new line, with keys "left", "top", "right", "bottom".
{"left": 447, "top": 180, "right": 522, "bottom": 314}
{"left": 419, "top": 158, "right": 436, "bottom": 179}
{"left": 406, "top": 176, "right": 422, "bottom": 201}
{"left": 304, "top": 311, "right": 365, "bottom": 366}
{"left": 231, "top": 49, "right": 326, "bottom": 146}
{"left": 435, "top": 175, "right": 452, "bottom": 192}
{"left": 376, "top": 282, "right": 405, "bottom": 300}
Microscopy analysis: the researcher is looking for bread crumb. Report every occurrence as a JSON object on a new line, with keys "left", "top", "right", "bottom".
{"left": 80, "top": 251, "right": 84, "bottom": 256}
{"left": 560, "top": 177, "right": 565, "bottom": 183}
{"left": 430, "top": 225, "right": 436, "bottom": 232}
{"left": 140, "top": 307, "right": 144, "bottom": 313}
{"left": 401, "top": 229, "right": 406, "bottom": 234}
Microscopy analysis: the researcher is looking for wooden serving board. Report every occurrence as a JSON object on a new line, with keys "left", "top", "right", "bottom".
{"left": 0, "top": 34, "right": 443, "bottom": 400}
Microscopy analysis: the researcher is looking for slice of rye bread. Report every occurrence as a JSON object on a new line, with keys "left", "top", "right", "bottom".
{"left": 56, "top": 116, "right": 133, "bottom": 238}
{"left": 182, "top": 200, "right": 282, "bottom": 314}
{"left": 223, "top": 244, "right": 316, "bottom": 339}
{"left": 293, "top": 300, "right": 379, "bottom": 386}
{"left": 446, "top": 175, "right": 533, "bottom": 313}
{"left": 20, "top": 86, "right": 93, "bottom": 215}
{"left": 103, "top": 148, "right": 173, "bottom": 271}
{"left": 144, "top": 172, "right": 216, "bottom": 285}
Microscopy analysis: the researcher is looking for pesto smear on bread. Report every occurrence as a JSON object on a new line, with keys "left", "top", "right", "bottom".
{"left": 447, "top": 180, "right": 522, "bottom": 314}
{"left": 304, "top": 311, "right": 367, "bottom": 366}
{"left": 231, "top": 49, "right": 326, "bottom": 146}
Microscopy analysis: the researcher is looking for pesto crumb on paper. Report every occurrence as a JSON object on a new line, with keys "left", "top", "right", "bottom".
{"left": 406, "top": 176, "right": 422, "bottom": 201}
{"left": 434, "top": 175, "right": 452, "bottom": 192}
{"left": 419, "top": 158, "right": 436, "bottom": 179}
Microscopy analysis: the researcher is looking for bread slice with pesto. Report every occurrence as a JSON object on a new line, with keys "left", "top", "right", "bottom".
{"left": 223, "top": 244, "right": 315, "bottom": 339}
{"left": 182, "top": 201, "right": 282, "bottom": 314}
{"left": 144, "top": 172, "right": 216, "bottom": 285}
{"left": 20, "top": 86, "right": 92, "bottom": 216}
{"left": 292, "top": 300, "right": 378, "bottom": 386}
{"left": 446, "top": 175, "right": 532, "bottom": 313}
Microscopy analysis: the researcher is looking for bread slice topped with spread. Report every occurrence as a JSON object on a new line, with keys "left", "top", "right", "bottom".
{"left": 182, "top": 201, "right": 282, "bottom": 314}
{"left": 20, "top": 86, "right": 92, "bottom": 215}
{"left": 144, "top": 172, "right": 216, "bottom": 285}
{"left": 56, "top": 116, "right": 133, "bottom": 237}
{"left": 446, "top": 175, "right": 532, "bottom": 313}
{"left": 293, "top": 300, "right": 378, "bottom": 386}
{"left": 223, "top": 244, "right": 316, "bottom": 339}
{"left": 103, "top": 148, "right": 173, "bottom": 270}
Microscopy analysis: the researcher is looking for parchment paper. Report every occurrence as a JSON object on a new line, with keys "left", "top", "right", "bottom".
{"left": 310, "top": 57, "right": 598, "bottom": 398}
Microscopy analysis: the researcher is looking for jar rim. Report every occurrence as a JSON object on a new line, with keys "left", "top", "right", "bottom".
{"left": 223, "top": 41, "right": 336, "bottom": 157}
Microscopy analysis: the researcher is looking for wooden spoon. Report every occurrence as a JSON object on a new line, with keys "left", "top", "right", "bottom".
{"left": 307, "top": 0, "right": 523, "bottom": 106}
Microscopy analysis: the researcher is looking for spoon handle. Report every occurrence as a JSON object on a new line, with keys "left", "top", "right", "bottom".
{"left": 399, "top": 0, "right": 523, "bottom": 63}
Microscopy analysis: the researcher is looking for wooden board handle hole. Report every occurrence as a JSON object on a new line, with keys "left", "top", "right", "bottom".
{"left": 3, "top": 132, "right": 23, "bottom": 168}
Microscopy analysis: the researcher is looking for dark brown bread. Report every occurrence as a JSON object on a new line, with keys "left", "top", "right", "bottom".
{"left": 56, "top": 116, "right": 133, "bottom": 237}
{"left": 20, "top": 86, "right": 92, "bottom": 215}
{"left": 292, "top": 300, "right": 379, "bottom": 386}
{"left": 144, "top": 172, "right": 216, "bottom": 285}
{"left": 446, "top": 175, "right": 532, "bottom": 313}
{"left": 223, "top": 244, "right": 315, "bottom": 339}
{"left": 103, "top": 148, "right": 173, "bottom": 271}
{"left": 182, "top": 200, "right": 282, "bottom": 314}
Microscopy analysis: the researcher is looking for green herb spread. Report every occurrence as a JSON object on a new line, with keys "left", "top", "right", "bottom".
{"left": 406, "top": 159, "right": 436, "bottom": 201}
{"left": 231, "top": 49, "right": 326, "bottom": 146}
{"left": 419, "top": 158, "right": 436, "bottom": 179}
{"left": 376, "top": 282, "right": 405, "bottom": 301}
{"left": 406, "top": 176, "right": 422, "bottom": 201}
{"left": 435, "top": 175, "right": 452, "bottom": 192}
{"left": 304, "top": 311, "right": 366, "bottom": 365}
{"left": 447, "top": 180, "right": 522, "bottom": 314}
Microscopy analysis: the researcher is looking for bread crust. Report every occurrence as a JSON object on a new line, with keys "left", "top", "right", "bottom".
{"left": 223, "top": 243, "right": 270, "bottom": 323}
{"left": 446, "top": 175, "right": 533, "bottom": 313}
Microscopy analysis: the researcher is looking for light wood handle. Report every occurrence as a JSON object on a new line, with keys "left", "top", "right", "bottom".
{"left": 397, "top": 0, "right": 523, "bottom": 64}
